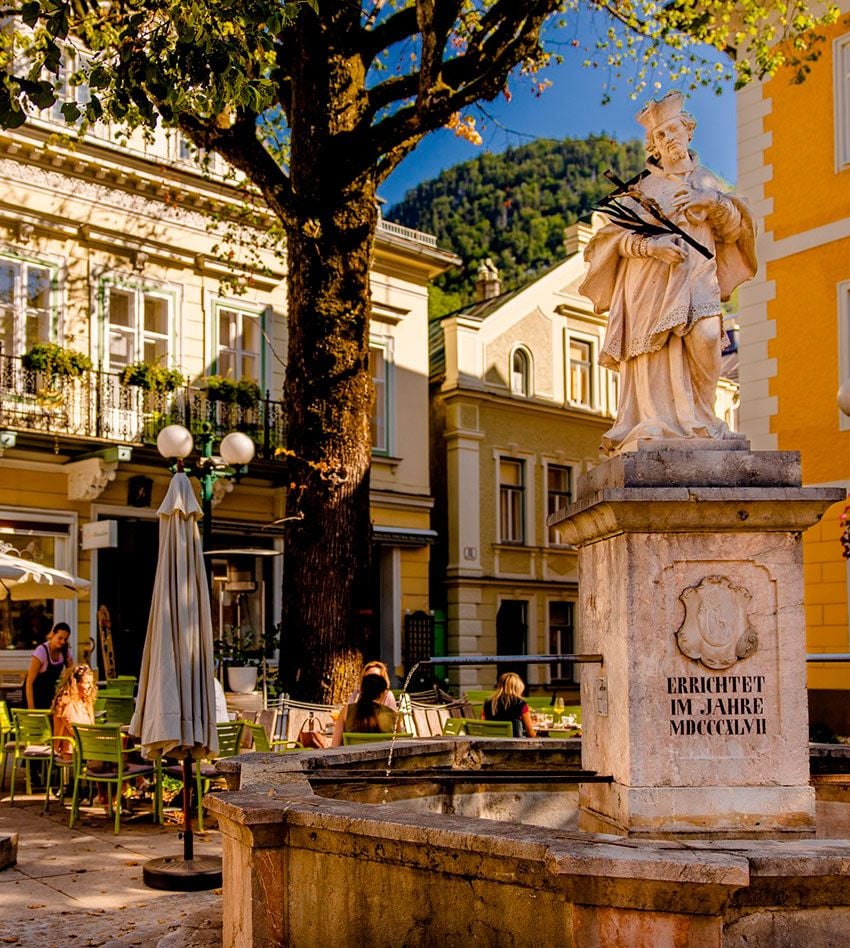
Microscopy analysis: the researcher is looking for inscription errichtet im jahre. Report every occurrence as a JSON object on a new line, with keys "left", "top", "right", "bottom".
{"left": 667, "top": 674, "right": 767, "bottom": 736}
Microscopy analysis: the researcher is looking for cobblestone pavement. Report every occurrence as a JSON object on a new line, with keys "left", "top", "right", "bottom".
{"left": 0, "top": 790, "right": 223, "bottom": 947}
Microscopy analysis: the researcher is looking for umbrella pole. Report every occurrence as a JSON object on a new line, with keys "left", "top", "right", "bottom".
{"left": 182, "top": 754, "right": 194, "bottom": 862}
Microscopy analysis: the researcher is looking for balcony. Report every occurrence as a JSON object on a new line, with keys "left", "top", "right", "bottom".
{"left": 0, "top": 355, "right": 286, "bottom": 460}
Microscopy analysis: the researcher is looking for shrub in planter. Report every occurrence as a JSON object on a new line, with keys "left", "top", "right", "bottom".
{"left": 202, "top": 375, "right": 238, "bottom": 404}
{"left": 236, "top": 377, "right": 262, "bottom": 409}
{"left": 22, "top": 342, "right": 92, "bottom": 377}
{"left": 121, "top": 361, "right": 184, "bottom": 393}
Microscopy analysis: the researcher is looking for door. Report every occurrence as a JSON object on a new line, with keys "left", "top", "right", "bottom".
{"left": 96, "top": 518, "right": 158, "bottom": 677}
{"left": 496, "top": 599, "right": 528, "bottom": 682}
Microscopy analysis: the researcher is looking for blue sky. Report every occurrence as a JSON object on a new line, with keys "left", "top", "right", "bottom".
{"left": 380, "top": 37, "right": 737, "bottom": 209}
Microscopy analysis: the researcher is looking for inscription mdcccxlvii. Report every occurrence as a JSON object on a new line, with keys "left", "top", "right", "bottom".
{"left": 666, "top": 674, "right": 767, "bottom": 736}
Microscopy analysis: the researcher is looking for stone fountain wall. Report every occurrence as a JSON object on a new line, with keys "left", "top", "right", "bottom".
{"left": 207, "top": 743, "right": 850, "bottom": 947}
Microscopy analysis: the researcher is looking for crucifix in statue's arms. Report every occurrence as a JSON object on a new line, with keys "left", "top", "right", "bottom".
{"left": 595, "top": 168, "right": 714, "bottom": 261}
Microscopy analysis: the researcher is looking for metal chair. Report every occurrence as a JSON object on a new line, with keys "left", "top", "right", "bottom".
{"left": 465, "top": 720, "right": 514, "bottom": 738}
{"left": 243, "top": 721, "right": 301, "bottom": 752}
{"left": 342, "top": 731, "right": 412, "bottom": 745}
{"left": 0, "top": 699, "right": 13, "bottom": 791}
{"left": 442, "top": 718, "right": 467, "bottom": 736}
{"left": 164, "top": 720, "right": 244, "bottom": 831}
{"left": 9, "top": 709, "right": 64, "bottom": 808}
{"left": 69, "top": 723, "right": 160, "bottom": 834}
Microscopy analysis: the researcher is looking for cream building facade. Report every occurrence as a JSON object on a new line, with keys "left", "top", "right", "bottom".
{"left": 0, "top": 105, "right": 453, "bottom": 692}
{"left": 430, "top": 227, "right": 618, "bottom": 695}
{"left": 430, "top": 222, "right": 741, "bottom": 695}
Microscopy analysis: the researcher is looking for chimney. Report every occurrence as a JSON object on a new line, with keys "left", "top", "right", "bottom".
{"left": 564, "top": 213, "right": 604, "bottom": 256}
{"left": 475, "top": 258, "right": 501, "bottom": 302}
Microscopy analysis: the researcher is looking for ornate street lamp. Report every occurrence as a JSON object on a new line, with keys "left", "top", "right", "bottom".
{"left": 156, "top": 423, "right": 255, "bottom": 545}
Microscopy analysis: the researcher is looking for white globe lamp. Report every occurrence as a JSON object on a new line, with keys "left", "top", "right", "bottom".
{"left": 219, "top": 431, "right": 255, "bottom": 466}
{"left": 157, "top": 424, "right": 194, "bottom": 460}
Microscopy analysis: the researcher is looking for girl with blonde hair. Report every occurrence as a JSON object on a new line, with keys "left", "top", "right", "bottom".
{"left": 52, "top": 664, "right": 97, "bottom": 760}
{"left": 483, "top": 672, "right": 536, "bottom": 737}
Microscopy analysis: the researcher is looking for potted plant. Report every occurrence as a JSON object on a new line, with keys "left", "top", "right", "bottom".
{"left": 236, "top": 377, "right": 262, "bottom": 410}
{"left": 215, "top": 626, "right": 262, "bottom": 694}
{"left": 202, "top": 375, "right": 238, "bottom": 404}
{"left": 120, "top": 361, "right": 184, "bottom": 393}
{"left": 22, "top": 342, "right": 92, "bottom": 378}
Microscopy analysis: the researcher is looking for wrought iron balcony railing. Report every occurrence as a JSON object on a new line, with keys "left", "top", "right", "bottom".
{"left": 0, "top": 354, "right": 286, "bottom": 460}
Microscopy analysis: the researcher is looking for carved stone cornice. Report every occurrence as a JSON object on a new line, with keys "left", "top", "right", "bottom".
{"left": 66, "top": 457, "right": 117, "bottom": 501}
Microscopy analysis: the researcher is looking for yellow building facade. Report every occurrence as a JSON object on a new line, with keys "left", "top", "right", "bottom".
{"left": 737, "top": 6, "right": 850, "bottom": 712}
{"left": 0, "top": 106, "right": 453, "bottom": 695}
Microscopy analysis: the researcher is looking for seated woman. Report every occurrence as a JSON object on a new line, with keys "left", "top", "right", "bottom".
{"left": 52, "top": 664, "right": 98, "bottom": 761}
{"left": 346, "top": 660, "right": 398, "bottom": 711}
{"left": 331, "top": 672, "right": 399, "bottom": 747}
{"left": 482, "top": 672, "right": 536, "bottom": 737}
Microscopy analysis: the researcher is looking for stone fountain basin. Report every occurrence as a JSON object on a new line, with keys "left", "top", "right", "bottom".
{"left": 208, "top": 739, "right": 850, "bottom": 947}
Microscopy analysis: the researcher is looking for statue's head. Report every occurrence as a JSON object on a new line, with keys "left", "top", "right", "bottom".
{"left": 637, "top": 91, "right": 696, "bottom": 163}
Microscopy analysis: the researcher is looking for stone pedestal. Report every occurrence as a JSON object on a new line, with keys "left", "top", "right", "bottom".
{"left": 550, "top": 441, "right": 845, "bottom": 836}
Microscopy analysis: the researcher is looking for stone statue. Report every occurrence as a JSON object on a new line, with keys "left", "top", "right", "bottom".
{"left": 579, "top": 91, "right": 756, "bottom": 455}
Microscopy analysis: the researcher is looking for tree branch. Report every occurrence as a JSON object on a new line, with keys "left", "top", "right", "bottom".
{"left": 362, "top": 6, "right": 419, "bottom": 62}
{"left": 175, "top": 109, "right": 296, "bottom": 227}
{"left": 368, "top": 3, "right": 559, "bottom": 177}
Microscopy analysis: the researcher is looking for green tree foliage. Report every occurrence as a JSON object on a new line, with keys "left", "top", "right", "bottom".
{"left": 387, "top": 135, "right": 645, "bottom": 313}
{"left": 0, "top": 0, "right": 837, "bottom": 701}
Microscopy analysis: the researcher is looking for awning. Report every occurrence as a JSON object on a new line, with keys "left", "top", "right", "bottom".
{"left": 372, "top": 526, "right": 438, "bottom": 548}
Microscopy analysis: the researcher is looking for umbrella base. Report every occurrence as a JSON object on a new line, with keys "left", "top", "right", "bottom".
{"left": 143, "top": 854, "right": 222, "bottom": 891}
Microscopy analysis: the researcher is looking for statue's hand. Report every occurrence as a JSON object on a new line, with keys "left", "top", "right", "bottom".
{"left": 647, "top": 235, "right": 687, "bottom": 266}
{"left": 671, "top": 186, "right": 723, "bottom": 225}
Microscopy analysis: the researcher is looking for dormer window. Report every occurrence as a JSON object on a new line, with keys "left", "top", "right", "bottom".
{"left": 511, "top": 347, "right": 532, "bottom": 397}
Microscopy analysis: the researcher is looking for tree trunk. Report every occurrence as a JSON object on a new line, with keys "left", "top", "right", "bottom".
{"left": 278, "top": 21, "right": 378, "bottom": 704}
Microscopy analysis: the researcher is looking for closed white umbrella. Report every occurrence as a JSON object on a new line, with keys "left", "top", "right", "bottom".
{"left": 130, "top": 472, "right": 218, "bottom": 760}
{"left": 129, "top": 471, "right": 221, "bottom": 891}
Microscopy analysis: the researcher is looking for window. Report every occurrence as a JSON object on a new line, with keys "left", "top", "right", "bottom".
{"left": 0, "top": 257, "right": 55, "bottom": 357}
{"left": 103, "top": 281, "right": 174, "bottom": 371}
{"left": 569, "top": 338, "right": 593, "bottom": 407}
{"left": 548, "top": 601, "right": 576, "bottom": 683}
{"left": 217, "top": 305, "right": 262, "bottom": 380}
{"left": 499, "top": 458, "right": 525, "bottom": 544}
{"left": 511, "top": 347, "right": 532, "bottom": 396}
{"left": 0, "top": 519, "right": 72, "bottom": 654}
{"left": 48, "top": 49, "right": 92, "bottom": 123}
{"left": 836, "top": 34, "right": 850, "bottom": 170}
{"left": 370, "top": 345, "right": 388, "bottom": 453}
{"left": 546, "top": 464, "right": 573, "bottom": 544}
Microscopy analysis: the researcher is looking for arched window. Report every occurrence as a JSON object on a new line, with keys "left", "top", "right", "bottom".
{"left": 510, "top": 347, "right": 532, "bottom": 396}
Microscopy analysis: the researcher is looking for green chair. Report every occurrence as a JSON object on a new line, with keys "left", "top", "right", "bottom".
{"left": 342, "top": 731, "right": 412, "bottom": 745}
{"left": 164, "top": 720, "right": 244, "bottom": 831}
{"left": 243, "top": 721, "right": 301, "bottom": 753}
{"left": 0, "top": 700, "right": 13, "bottom": 791}
{"left": 9, "top": 709, "right": 64, "bottom": 809}
{"left": 109, "top": 676, "right": 137, "bottom": 697}
{"left": 465, "top": 720, "right": 514, "bottom": 737}
{"left": 442, "top": 718, "right": 467, "bottom": 736}
{"left": 69, "top": 723, "right": 160, "bottom": 834}
{"left": 99, "top": 695, "right": 135, "bottom": 726}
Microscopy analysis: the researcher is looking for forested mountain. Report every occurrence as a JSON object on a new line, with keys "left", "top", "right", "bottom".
{"left": 385, "top": 135, "right": 645, "bottom": 316}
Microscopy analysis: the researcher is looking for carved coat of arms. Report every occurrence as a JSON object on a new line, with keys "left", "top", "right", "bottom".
{"left": 676, "top": 575, "right": 758, "bottom": 670}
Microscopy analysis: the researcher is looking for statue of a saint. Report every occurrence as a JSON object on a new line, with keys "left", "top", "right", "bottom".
{"left": 579, "top": 91, "right": 756, "bottom": 455}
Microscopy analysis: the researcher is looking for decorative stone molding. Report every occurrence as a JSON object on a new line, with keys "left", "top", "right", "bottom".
{"left": 66, "top": 457, "right": 117, "bottom": 501}
{"left": 211, "top": 477, "right": 234, "bottom": 508}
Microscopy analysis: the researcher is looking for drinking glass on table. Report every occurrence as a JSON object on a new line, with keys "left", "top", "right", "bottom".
{"left": 553, "top": 697, "right": 565, "bottom": 721}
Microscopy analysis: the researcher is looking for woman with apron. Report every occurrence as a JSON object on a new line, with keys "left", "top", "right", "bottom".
{"left": 26, "top": 622, "right": 74, "bottom": 708}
